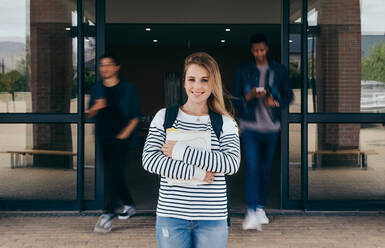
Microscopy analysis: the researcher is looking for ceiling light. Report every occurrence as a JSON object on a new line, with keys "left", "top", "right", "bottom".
{"left": 220, "top": 40, "right": 226, "bottom": 43}
{"left": 225, "top": 28, "right": 231, "bottom": 32}
{"left": 65, "top": 27, "right": 71, "bottom": 31}
{"left": 289, "top": 40, "right": 293, "bottom": 43}
{"left": 153, "top": 40, "right": 158, "bottom": 43}
{"left": 145, "top": 28, "right": 151, "bottom": 31}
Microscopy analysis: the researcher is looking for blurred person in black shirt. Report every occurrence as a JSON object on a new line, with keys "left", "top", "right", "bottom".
{"left": 87, "top": 54, "right": 140, "bottom": 233}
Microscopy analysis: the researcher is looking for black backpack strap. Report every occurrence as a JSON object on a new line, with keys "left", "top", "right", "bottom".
{"left": 208, "top": 110, "right": 223, "bottom": 140}
{"left": 164, "top": 105, "right": 180, "bottom": 130}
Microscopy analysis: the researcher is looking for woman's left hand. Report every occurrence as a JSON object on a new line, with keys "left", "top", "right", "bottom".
{"left": 162, "top": 140, "right": 177, "bottom": 157}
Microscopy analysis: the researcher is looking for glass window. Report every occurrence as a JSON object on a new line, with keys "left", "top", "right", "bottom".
{"left": 289, "top": 0, "right": 302, "bottom": 113}
{"left": 306, "top": 0, "right": 385, "bottom": 113}
{"left": 0, "top": 123, "right": 77, "bottom": 200}
{"left": 83, "top": 0, "right": 96, "bottom": 200}
{"left": 0, "top": 0, "right": 78, "bottom": 113}
{"left": 84, "top": 124, "right": 95, "bottom": 200}
{"left": 308, "top": 123, "right": 385, "bottom": 200}
{"left": 289, "top": 123, "right": 302, "bottom": 200}
{"left": 83, "top": 3, "right": 96, "bottom": 112}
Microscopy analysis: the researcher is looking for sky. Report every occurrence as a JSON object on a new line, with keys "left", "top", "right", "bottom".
{"left": 0, "top": 0, "right": 384, "bottom": 42}
{"left": 0, "top": 0, "right": 26, "bottom": 42}
{"left": 360, "top": 0, "right": 385, "bottom": 34}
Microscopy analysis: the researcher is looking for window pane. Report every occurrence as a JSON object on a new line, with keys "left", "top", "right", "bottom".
{"left": 84, "top": 0, "right": 96, "bottom": 112}
{"left": 308, "top": 123, "right": 385, "bottom": 200}
{"left": 0, "top": 0, "right": 78, "bottom": 113}
{"left": 0, "top": 123, "right": 77, "bottom": 200}
{"left": 289, "top": 32, "right": 302, "bottom": 113}
{"left": 84, "top": 124, "right": 95, "bottom": 200}
{"left": 289, "top": 0, "right": 302, "bottom": 113}
{"left": 289, "top": 123, "right": 302, "bottom": 200}
{"left": 83, "top": 0, "right": 96, "bottom": 200}
{"left": 307, "top": 0, "right": 385, "bottom": 113}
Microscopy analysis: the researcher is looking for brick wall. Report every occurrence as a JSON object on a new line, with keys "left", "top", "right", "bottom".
{"left": 315, "top": 0, "right": 361, "bottom": 166}
{"left": 30, "top": 0, "right": 74, "bottom": 168}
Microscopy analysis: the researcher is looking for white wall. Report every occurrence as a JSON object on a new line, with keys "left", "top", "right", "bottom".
{"left": 107, "top": 0, "right": 282, "bottom": 24}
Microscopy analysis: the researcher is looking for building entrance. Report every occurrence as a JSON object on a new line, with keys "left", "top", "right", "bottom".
{"left": 105, "top": 23, "right": 283, "bottom": 211}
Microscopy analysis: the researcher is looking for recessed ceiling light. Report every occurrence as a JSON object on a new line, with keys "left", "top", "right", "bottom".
{"left": 225, "top": 28, "right": 231, "bottom": 32}
{"left": 153, "top": 39, "right": 158, "bottom": 43}
{"left": 145, "top": 28, "right": 151, "bottom": 31}
{"left": 220, "top": 40, "right": 226, "bottom": 43}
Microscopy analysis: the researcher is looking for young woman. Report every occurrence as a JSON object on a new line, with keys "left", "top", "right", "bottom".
{"left": 142, "top": 52, "right": 240, "bottom": 248}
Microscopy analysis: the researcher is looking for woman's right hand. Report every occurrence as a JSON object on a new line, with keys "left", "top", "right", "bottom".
{"left": 204, "top": 171, "right": 215, "bottom": 184}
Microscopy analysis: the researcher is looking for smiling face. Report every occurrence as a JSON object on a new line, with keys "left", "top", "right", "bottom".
{"left": 184, "top": 64, "right": 212, "bottom": 105}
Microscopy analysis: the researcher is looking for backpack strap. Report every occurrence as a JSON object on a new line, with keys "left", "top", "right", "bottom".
{"left": 208, "top": 110, "right": 223, "bottom": 140}
{"left": 164, "top": 105, "right": 180, "bottom": 130}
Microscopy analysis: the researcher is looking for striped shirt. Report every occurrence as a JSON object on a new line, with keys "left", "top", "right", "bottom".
{"left": 142, "top": 108, "right": 241, "bottom": 220}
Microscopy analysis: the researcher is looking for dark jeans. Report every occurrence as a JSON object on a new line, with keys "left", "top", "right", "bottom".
{"left": 102, "top": 138, "right": 134, "bottom": 213}
{"left": 241, "top": 130, "right": 279, "bottom": 210}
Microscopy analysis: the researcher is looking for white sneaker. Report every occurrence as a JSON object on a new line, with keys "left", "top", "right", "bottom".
{"left": 94, "top": 213, "right": 115, "bottom": 233}
{"left": 256, "top": 209, "right": 269, "bottom": 224}
{"left": 242, "top": 210, "right": 262, "bottom": 231}
{"left": 118, "top": 205, "right": 136, "bottom": 220}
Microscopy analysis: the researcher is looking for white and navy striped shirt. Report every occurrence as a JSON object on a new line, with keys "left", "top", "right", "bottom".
{"left": 142, "top": 108, "right": 240, "bottom": 220}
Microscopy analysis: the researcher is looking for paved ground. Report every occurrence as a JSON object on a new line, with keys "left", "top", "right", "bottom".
{"left": 1, "top": 211, "right": 384, "bottom": 248}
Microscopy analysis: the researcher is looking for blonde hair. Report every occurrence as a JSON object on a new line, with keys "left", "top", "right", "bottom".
{"left": 183, "top": 52, "right": 234, "bottom": 117}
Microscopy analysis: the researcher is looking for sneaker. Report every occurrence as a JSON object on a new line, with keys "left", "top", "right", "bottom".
{"left": 94, "top": 213, "right": 115, "bottom": 233}
{"left": 256, "top": 209, "right": 269, "bottom": 224}
{"left": 118, "top": 205, "right": 136, "bottom": 220}
{"left": 242, "top": 210, "right": 262, "bottom": 231}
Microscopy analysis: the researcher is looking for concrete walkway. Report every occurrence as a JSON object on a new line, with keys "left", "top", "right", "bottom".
{"left": 1, "top": 211, "right": 385, "bottom": 248}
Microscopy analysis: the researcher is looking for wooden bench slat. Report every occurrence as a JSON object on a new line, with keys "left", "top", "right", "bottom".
{"left": 1, "top": 150, "right": 77, "bottom": 156}
{"left": 309, "top": 149, "right": 377, "bottom": 170}
{"left": 0, "top": 149, "right": 77, "bottom": 169}
{"left": 308, "top": 149, "right": 377, "bottom": 155}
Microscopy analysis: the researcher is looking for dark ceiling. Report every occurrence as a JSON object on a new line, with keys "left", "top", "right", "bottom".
{"left": 106, "top": 24, "right": 281, "bottom": 47}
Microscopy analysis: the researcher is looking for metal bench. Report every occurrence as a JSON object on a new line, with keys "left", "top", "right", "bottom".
{"left": 308, "top": 149, "right": 377, "bottom": 169}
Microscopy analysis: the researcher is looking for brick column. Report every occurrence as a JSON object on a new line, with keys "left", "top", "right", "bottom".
{"left": 315, "top": 0, "right": 361, "bottom": 166}
{"left": 30, "top": 0, "right": 74, "bottom": 168}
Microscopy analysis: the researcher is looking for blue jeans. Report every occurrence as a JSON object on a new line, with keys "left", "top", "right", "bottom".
{"left": 156, "top": 216, "right": 228, "bottom": 248}
{"left": 242, "top": 130, "right": 279, "bottom": 210}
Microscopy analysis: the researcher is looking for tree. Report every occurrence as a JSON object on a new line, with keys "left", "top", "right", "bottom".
{"left": 362, "top": 41, "right": 385, "bottom": 83}
{"left": 0, "top": 58, "right": 27, "bottom": 93}
{"left": 71, "top": 68, "right": 95, "bottom": 99}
